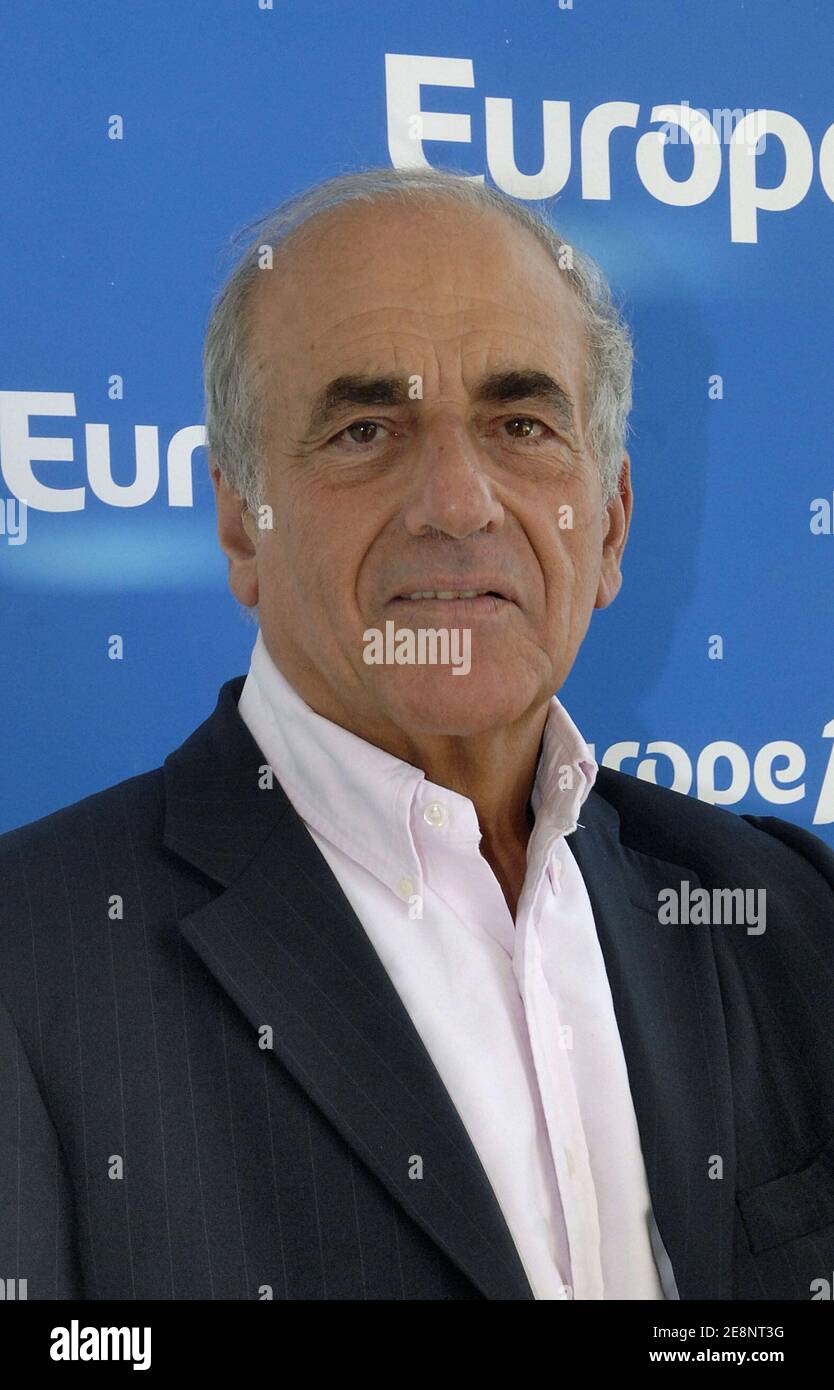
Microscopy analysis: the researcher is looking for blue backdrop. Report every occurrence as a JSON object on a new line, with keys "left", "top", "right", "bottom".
{"left": 2, "top": 0, "right": 832, "bottom": 844}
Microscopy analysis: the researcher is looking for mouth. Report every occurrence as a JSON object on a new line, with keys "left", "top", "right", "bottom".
{"left": 387, "top": 579, "right": 518, "bottom": 605}
{"left": 386, "top": 586, "right": 516, "bottom": 616}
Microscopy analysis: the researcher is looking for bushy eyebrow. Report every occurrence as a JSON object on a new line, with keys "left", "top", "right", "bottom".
{"left": 304, "top": 368, "right": 577, "bottom": 436}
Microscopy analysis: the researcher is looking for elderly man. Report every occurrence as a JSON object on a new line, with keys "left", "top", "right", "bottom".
{"left": 2, "top": 167, "right": 834, "bottom": 1303}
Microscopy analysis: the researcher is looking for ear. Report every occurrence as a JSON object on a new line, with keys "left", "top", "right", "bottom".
{"left": 211, "top": 461, "right": 259, "bottom": 607}
{"left": 594, "top": 453, "right": 633, "bottom": 610}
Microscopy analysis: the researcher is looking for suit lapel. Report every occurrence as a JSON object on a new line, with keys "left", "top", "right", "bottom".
{"left": 568, "top": 787, "right": 736, "bottom": 1300}
{"left": 163, "top": 677, "right": 533, "bottom": 1301}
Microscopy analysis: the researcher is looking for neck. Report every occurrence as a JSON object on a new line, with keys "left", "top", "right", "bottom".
{"left": 375, "top": 713, "right": 549, "bottom": 922}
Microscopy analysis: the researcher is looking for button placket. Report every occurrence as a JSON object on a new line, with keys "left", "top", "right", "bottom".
{"left": 520, "top": 917, "right": 604, "bottom": 1300}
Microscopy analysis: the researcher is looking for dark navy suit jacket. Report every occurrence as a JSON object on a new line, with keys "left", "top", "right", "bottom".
{"left": 2, "top": 675, "right": 834, "bottom": 1300}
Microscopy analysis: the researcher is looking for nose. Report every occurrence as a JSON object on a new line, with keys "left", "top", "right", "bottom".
{"left": 401, "top": 417, "right": 505, "bottom": 540}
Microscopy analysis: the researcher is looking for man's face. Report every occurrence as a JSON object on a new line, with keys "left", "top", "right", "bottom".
{"left": 218, "top": 199, "right": 631, "bottom": 740}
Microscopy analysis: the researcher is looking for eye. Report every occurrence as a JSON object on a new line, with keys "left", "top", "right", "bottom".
{"left": 329, "top": 420, "right": 394, "bottom": 448}
{"left": 503, "top": 416, "right": 551, "bottom": 440}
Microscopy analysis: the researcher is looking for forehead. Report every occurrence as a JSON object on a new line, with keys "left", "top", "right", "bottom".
{"left": 247, "top": 198, "right": 589, "bottom": 417}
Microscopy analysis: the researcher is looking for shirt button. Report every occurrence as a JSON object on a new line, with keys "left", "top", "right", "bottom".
{"left": 564, "top": 1146, "right": 576, "bottom": 1178}
{"left": 423, "top": 801, "right": 449, "bottom": 829}
{"left": 397, "top": 876, "right": 416, "bottom": 900}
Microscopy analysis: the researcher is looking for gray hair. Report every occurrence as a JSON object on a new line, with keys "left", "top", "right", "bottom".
{"left": 203, "top": 165, "right": 633, "bottom": 516}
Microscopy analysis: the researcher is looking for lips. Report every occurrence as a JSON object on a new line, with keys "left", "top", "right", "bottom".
{"left": 387, "top": 580, "right": 519, "bottom": 605}
{"left": 397, "top": 588, "right": 499, "bottom": 601}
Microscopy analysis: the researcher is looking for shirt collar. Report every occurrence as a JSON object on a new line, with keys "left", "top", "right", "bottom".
{"left": 237, "top": 629, "right": 598, "bottom": 901}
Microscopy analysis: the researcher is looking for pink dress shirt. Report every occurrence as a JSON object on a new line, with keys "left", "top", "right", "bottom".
{"left": 237, "top": 630, "right": 665, "bottom": 1300}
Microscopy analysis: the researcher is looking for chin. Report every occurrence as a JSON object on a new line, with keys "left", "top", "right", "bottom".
{"left": 372, "top": 664, "right": 539, "bottom": 737}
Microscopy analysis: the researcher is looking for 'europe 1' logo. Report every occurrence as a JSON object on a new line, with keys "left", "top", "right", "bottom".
{"left": 385, "top": 54, "right": 834, "bottom": 244}
{"left": 0, "top": 391, "right": 204, "bottom": 510}
{"left": 590, "top": 731, "right": 834, "bottom": 826}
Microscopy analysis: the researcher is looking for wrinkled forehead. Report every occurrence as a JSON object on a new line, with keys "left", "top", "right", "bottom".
{"left": 246, "top": 199, "right": 590, "bottom": 424}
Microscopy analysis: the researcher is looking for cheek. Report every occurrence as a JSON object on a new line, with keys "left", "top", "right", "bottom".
{"left": 263, "top": 482, "right": 321, "bottom": 577}
{"left": 270, "top": 487, "right": 373, "bottom": 612}
{"left": 538, "top": 526, "right": 601, "bottom": 619}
